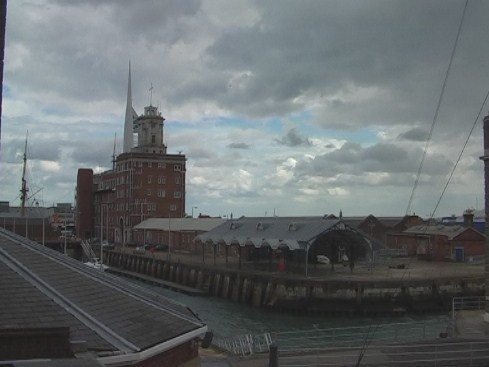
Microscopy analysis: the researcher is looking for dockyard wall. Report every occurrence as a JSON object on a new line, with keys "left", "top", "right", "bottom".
{"left": 103, "top": 251, "right": 484, "bottom": 315}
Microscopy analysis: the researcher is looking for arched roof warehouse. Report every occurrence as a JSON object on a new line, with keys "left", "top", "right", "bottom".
{"left": 196, "top": 216, "right": 348, "bottom": 251}
{"left": 195, "top": 216, "right": 384, "bottom": 275}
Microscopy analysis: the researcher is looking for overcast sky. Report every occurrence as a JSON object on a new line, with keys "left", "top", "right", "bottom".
{"left": 1, "top": 0, "right": 489, "bottom": 219}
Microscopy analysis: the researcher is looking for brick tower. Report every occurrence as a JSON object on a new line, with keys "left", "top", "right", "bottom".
{"left": 77, "top": 66, "right": 186, "bottom": 245}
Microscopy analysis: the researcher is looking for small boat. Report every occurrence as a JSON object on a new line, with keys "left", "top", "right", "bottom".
{"left": 84, "top": 258, "right": 109, "bottom": 271}
{"left": 81, "top": 240, "right": 108, "bottom": 271}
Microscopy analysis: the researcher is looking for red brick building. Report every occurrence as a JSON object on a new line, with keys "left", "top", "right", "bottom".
{"left": 76, "top": 69, "right": 186, "bottom": 245}
{"left": 343, "top": 214, "right": 423, "bottom": 245}
{"left": 76, "top": 168, "right": 94, "bottom": 239}
{"left": 385, "top": 213, "right": 485, "bottom": 262}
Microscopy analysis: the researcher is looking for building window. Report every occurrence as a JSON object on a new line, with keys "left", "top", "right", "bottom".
{"left": 170, "top": 204, "right": 177, "bottom": 211}
{"left": 174, "top": 164, "right": 181, "bottom": 171}
{"left": 152, "top": 135, "right": 156, "bottom": 144}
{"left": 157, "top": 190, "right": 165, "bottom": 198}
{"left": 148, "top": 162, "right": 152, "bottom": 168}
{"left": 147, "top": 189, "right": 152, "bottom": 196}
{"left": 138, "top": 161, "right": 142, "bottom": 167}
{"left": 158, "top": 162, "right": 165, "bottom": 168}
{"left": 147, "top": 175, "right": 152, "bottom": 184}
{"left": 174, "top": 191, "right": 181, "bottom": 198}
{"left": 158, "top": 176, "right": 166, "bottom": 184}
{"left": 175, "top": 176, "right": 181, "bottom": 184}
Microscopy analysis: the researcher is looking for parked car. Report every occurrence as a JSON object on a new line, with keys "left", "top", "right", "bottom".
{"left": 155, "top": 244, "right": 168, "bottom": 251}
{"left": 316, "top": 255, "right": 330, "bottom": 264}
{"left": 133, "top": 246, "right": 145, "bottom": 254}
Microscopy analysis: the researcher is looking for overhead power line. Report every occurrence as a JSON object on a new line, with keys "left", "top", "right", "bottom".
{"left": 405, "top": 0, "right": 469, "bottom": 216}
{"left": 429, "top": 89, "right": 489, "bottom": 220}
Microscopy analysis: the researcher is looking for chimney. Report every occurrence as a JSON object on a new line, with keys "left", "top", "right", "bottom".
{"left": 463, "top": 210, "right": 474, "bottom": 228}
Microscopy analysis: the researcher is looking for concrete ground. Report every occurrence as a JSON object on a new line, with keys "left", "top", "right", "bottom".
{"left": 455, "top": 310, "right": 489, "bottom": 339}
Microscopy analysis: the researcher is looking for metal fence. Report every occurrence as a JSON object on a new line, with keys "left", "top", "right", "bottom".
{"left": 216, "top": 332, "right": 273, "bottom": 356}
{"left": 277, "top": 340, "right": 489, "bottom": 367}
{"left": 215, "top": 317, "right": 450, "bottom": 356}
{"left": 452, "top": 296, "right": 485, "bottom": 319}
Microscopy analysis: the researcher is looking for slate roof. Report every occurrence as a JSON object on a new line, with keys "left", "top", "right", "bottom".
{"left": 134, "top": 217, "right": 226, "bottom": 232}
{"left": 0, "top": 229, "right": 206, "bottom": 362}
{"left": 402, "top": 224, "right": 481, "bottom": 240}
{"left": 196, "top": 216, "right": 345, "bottom": 250}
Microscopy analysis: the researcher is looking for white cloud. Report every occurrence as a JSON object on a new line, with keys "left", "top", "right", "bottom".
{"left": 327, "top": 187, "right": 349, "bottom": 196}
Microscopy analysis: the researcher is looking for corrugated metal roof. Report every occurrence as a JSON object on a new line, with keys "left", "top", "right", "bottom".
{"left": 134, "top": 217, "right": 226, "bottom": 232}
{"left": 196, "top": 216, "right": 343, "bottom": 250}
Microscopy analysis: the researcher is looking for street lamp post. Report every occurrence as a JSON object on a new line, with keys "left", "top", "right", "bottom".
{"left": 63, "top": 214, "right": 67, "bottom": 255}
{"left": 100, "top": 203, "right": 104, "bottom": 267}
{"left": 35, "top": 201, "right": 45, "bottom": 246}
{"left": 139, "top": 202, "right": 148, "bottom": 245}
{"left": 168, "top": 210, "right": 171, "bottom": 262}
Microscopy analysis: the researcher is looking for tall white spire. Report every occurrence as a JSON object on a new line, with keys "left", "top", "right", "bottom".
{"left": 123, "top": 61, "right": 137, "bottom": 153}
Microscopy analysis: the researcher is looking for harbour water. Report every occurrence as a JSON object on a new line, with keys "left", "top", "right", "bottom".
{"left": 125, "top": 276, "right": 450, "bottom": 347}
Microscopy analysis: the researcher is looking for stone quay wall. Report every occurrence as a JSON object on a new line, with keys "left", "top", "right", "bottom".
{"left": 103, "top": 251, "right": 484, "bottom": 315}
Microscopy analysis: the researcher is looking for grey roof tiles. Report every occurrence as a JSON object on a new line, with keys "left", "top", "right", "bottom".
{"left": 0, "top": 230, "right": 206, "bottom": 357}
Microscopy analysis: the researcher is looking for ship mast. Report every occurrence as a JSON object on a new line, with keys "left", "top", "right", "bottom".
{"left": 20, "top": 131, "right": 29, "bottom": 216}
{"left": 112, "top": 132, "right": 117, "bottom": 170}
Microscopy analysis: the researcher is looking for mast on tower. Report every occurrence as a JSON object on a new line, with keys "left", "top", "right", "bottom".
{"left": 112, "top": 133, "right": 117, "bottom": 170}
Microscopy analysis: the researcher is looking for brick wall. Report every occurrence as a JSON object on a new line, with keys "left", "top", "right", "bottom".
{"left": 135, "top": 340, "right": 199, "bottom": 367}
{"left": 0, "top": 327, "right": 73, "bottom": 360}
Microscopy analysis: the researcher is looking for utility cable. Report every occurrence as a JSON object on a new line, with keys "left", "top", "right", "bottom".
{"left": 405, "top": 0, "right": 469, "bottom": 215}
{"left": 429, "top": 89, "right": 489, "bottom": 220}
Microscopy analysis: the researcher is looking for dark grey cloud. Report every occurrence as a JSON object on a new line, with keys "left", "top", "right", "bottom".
{"left": 2, "top": 137, "right": 61, "bottom": 164}
{"left": 297, "top": 141, "right": 450, "bottom": 179}
{"left": 398, "top": 128, "right": 429, "bottom": 142}
{"left": 71, "top": 139, "right": 115, "bottom": 167}
{"left": 203, "top": 0, "right": 489, "bottom": 132}
{"left": 275, "top": 128, "right": 311, "bottom": 147}
{"left": 228, "top": 142, "right": 251, "bottom": 149}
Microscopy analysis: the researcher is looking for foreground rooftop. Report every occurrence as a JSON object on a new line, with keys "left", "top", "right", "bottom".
{"left": 0, "top": 228, "right": 207, "bottom": 365}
